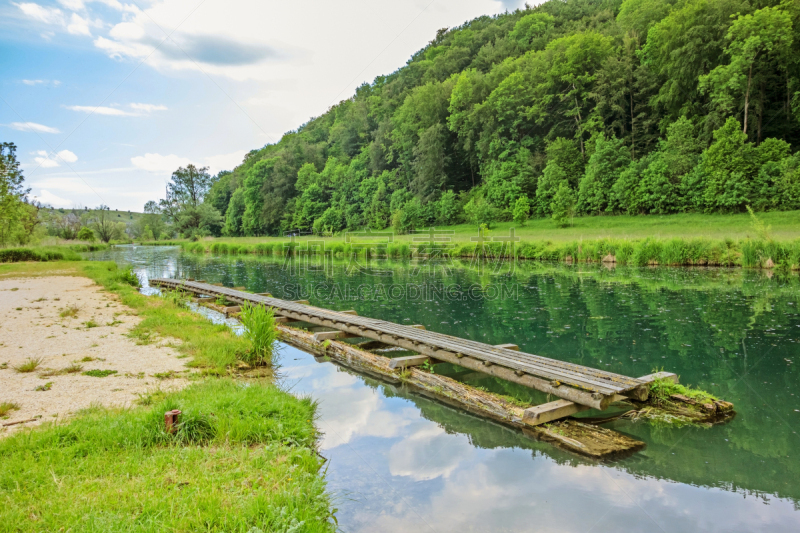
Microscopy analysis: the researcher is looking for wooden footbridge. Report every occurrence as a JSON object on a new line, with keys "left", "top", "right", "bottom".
{"left": 151, "top": 279, "right": 674, "bottom": 424}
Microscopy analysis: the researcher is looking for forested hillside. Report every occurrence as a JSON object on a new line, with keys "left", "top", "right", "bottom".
{"left": 196, "top": 0, "right": 800, "bottom": 237}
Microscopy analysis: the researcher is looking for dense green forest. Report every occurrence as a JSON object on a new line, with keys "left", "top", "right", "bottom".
{"left": 167, "top": 0, "right": 800, "bottom": 237}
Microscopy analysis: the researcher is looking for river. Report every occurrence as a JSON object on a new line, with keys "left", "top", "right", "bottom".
{"left": 88, "top": 245, "right": 800, "bottom": 532}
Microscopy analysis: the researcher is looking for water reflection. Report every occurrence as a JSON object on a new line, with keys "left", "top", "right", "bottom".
{"left": 87, "top": 246, "right": 800, "bottom": 532}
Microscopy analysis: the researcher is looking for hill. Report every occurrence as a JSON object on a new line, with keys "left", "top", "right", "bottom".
{"left": 191, "top": 0, "right": 800, "bottom": 237}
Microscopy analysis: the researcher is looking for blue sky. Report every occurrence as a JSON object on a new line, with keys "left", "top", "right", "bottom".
{"left": 1, "top": 0, "right": 527, "bottom": 211}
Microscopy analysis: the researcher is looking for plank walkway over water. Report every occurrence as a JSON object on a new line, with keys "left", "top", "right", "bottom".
{"left": 151, "top": 278, "right": 649, "bottom": 410}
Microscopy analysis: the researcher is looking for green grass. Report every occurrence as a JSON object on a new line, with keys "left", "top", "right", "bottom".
{"left": 82, "top": 369, "right": 118, "bottom": 378}
{"left": 240, "top": 302, "right": 278, "bottom": 366}
{"left": 0, "top": 401, "right": 20, "bottom": 416}
{"left": 649, "top": 376, "right": 717, "bottom": 406}
{"left": 176, "top": 210, "right": 800, "bottom": 269}
{"left": 174, "top": 210, "right": 800, "bottom": 246}
{"left": 0, "top": 380, "right": 333, "bottom": 532}
{"left": 13, "top": 357, "right": 43, "bottom": 373}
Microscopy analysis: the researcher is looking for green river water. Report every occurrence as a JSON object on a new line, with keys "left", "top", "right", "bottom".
{"left": 89, "top": 245, "right": 800, "bottom": 532}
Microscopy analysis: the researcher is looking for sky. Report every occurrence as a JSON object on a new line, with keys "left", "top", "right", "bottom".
{"left": 0, "top": 0, "right": 529, "bottom": 211}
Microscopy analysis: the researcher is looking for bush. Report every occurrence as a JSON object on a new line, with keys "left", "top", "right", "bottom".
{"left": 76, "top": 227, "right": 96, "bottom": 242}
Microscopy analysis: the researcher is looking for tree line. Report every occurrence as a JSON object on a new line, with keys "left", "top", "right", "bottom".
{"left": 148, "top": 0, "right": 799, "bottom": 236}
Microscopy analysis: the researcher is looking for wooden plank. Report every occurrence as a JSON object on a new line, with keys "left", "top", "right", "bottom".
{"left": 495, "top": 343, "right": 519, "bottom": 351}
{"left": 275, "top": 316, "right": 290, "bottom": 324}
{"left": 313, "top": 330, "right": 361, "bottom": 340}
{"left": 521, "top": 372, "right": 680, "bottom": 426}
{"left": 388, "top": 355, "right": 433, "bottom": 370}
{"left": 313, "top": 331, "right": 345, "bottom": 342}
{"left": 224, "top": 306, "right": 240, "bottom": 314}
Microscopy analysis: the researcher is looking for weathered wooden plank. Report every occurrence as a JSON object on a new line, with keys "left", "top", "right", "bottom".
{"left": 388, "top": 355, "right": 432, "bottom": 369}
{"left": 495, "top": 344, "right": 520, "bottom": 351}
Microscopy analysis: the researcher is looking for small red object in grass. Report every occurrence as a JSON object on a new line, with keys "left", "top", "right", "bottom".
{"left": 164, "top": 410, "right": 182, "bottom": 434}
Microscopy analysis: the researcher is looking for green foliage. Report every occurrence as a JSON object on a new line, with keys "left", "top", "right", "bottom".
{"left": 513, "top": 195, "right": 531, "bottom": 226}
{"left": 239, "top": 302, "right": 278, "bottom": 366}
{"left": 138, "top": 0, "right": 800, "bottom": 235}
{"left": 578, "top": 135, "right": 631, "bottom": 214}
{"left": 76, "top": 226, "right": 95, "bottom": 241}
{"left": 463, "top": 192, "right": 496, "bottom": 228}
{"left": 551, "top": 182, "right": 576, "bottom": 228}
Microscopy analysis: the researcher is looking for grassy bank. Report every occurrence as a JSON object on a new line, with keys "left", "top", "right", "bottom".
{"left": 178, "top": 235, "right": 800, "bottom": 269}
{"left": 0, "top": 379, "right": 333, "bottom": 532}
{"left": 0, "top": 261, "right": 335, "bottom": 531}
{"left": 0, "top": 243, "right": 109, "bottom": 263}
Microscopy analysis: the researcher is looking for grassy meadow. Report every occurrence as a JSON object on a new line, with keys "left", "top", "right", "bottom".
{"left": 162, "top": 211, "right": 800, "bottom": 269}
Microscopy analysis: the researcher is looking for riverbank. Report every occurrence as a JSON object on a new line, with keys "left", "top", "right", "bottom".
{"left": 178, "top": 234, "right": 800, "bottom": 269}
{"left": 0, "top": 261, "right": 335, "bottom": 531}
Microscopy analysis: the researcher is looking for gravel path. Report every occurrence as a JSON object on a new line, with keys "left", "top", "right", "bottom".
{"left": 0, "top": 275, "right": 188, "bottom": 435}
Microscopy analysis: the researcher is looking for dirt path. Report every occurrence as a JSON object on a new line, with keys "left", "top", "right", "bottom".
{"left": 0, "top": 275, "right": 187, "bottom": 434}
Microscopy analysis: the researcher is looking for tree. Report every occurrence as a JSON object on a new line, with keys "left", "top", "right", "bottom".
{"left": 90, "top": 206, "right": 122, "bottom": 243}
{"left": 551, "top": 181, "right": 576, "bottom": 228}
{"left": 578, "top": 135, "right": 631, "bottom": 214}
{"left": 163, "top": 165, "right": 213, "bottom": 211}
{"left": 0, "top": 142, "right": 29, "bottom": 246}
{"left": 463, "top": 193, "right": 496, "bottom": 228}
{"left": 536, "top": 161, "right": 569, "bottom": 217}
{"left": 699, "top": 6, "right": 793, "bottom": 140}
{"left": 176, "top": 203, "right": 223, "bottom": 238}
{"left": 513, "top": 195, "right": 531, "bottom": 226}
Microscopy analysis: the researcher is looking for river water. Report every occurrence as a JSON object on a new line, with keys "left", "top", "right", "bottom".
{"left": 88, "top": 245, "right": 800, "bottom": 532}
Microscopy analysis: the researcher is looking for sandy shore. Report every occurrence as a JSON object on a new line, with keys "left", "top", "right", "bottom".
{"left": 0, "top": 275, "right": 188, "bottom": 435}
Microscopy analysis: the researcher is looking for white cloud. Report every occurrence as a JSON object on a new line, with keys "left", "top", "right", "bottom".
{"left": 31, "top": 149, "right": 78, "bottom": 168}
{"left": 66, "top": 105, "right": 133, "bottom": 116}
{"left": 36, "top": 189, "right": 72, "bottom": 207}
{"left": 15, "top": 2, "right": 65, "bottom": 25}
{"left": 204, "top": 150, "right": 247, "bottom": 175}
{"left": 34, "top": 150, "right": 60, "bottom": 168}
{"left": 57, "top": 149, "right": 78, "bottom": 163}
{"left": 131, "top": 153, "right": 191, "bottom": 173}
{"left": 8, "top": 121, "right": 60, "bottom": 134}
{"left": 129, "top": 103, "right": 168, "bottom": 113}
{"left": 67, "top": 13, "right": 92, "bottom": 35}
{"left": 57, "top": 0, "right": 85, "bottom": 10}
{"left": 130, "top": 149, "right": 247, "bottom": 176}
{"left": 65, "top": 103, "right": 167, "bottom": 116}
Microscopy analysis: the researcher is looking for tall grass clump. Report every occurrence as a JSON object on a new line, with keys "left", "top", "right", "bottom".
{"left": 239, "top": 302, "right": 278, "bottom": 366}
{"left": 255, "top": 242, "right": 274, "bottom": 255}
